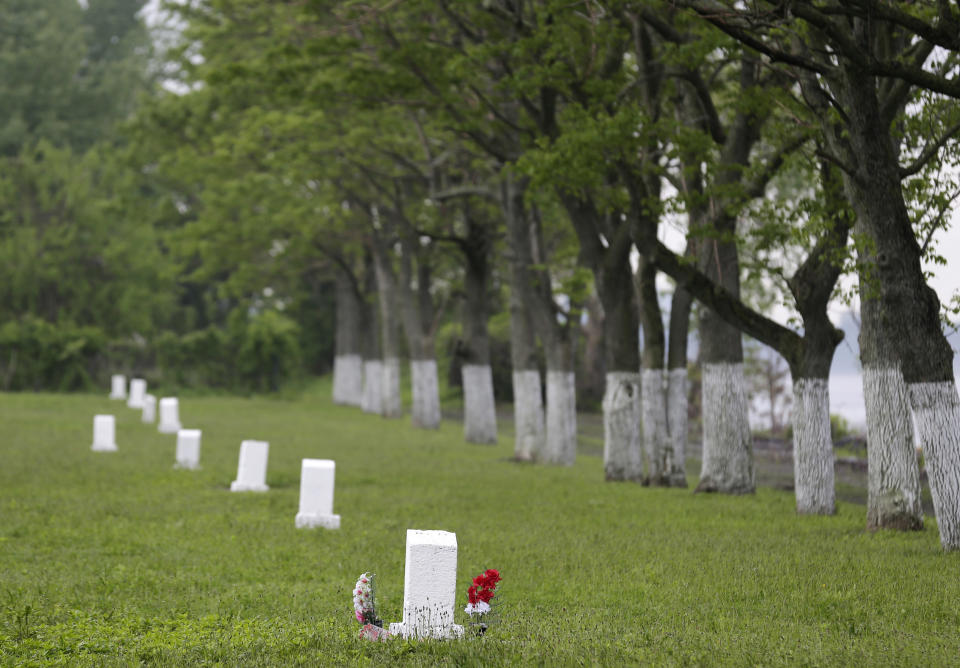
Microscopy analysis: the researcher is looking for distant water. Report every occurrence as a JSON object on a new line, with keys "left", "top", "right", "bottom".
{"left": 749, "top": 372, "right": 960, "bottom": 433}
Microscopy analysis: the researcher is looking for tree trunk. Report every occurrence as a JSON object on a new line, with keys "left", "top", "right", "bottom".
{"left": 358, "top": 251, "right": 382, "bottom": 415}
{"left": 528, "top": 202, "right": 576, "bottom": 466}
{"left": 791, "top": 373, "right": 835, "bottom": 515}
{"left": 503, "top": 176, "right": 544, "bottom": 461}
{"left": 829, "top": 65, "right": 951, "bottom": 539}
{"left": 332, "top": 266, "right": 364, "bottom": 407}
{"left": 561, "top": 194, "right": 639, "bottom": 478}
{"left": 581, "top": 293, "right": 607, "bottom": 405}
{"left": 638, "top": 254, "right": 671, "bottom": 485}
{"left": 461, "top": 216, "right": 498, "bottom": 444}
{"left": 543, "top": 343, "right": 577, "bottom": 466}
{"left": 860, "top": 278, "right": 923, "bottom": 529}
{"left": 371, "top": 234, "right": 403, "bottom": 419}
{"left": 666, "top": 284, "right": 692, "bottom": 487}
{"left": 598, "top": 237, "right": 641, "bottom": 481}
{"left": 397, "top": 235, "right": 441, "bottom": 429}
{"left": 695, "top": 238, "right": 755, "bottom": 494}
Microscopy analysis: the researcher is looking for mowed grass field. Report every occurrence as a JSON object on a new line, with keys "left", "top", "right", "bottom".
{"left": 2, "top": 381, "right": 959, "bottom": 666}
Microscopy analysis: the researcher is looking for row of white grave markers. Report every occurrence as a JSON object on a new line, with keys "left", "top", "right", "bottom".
{"left": 105, "top": 374, "right": 342, "bottom": 531}
{"left": 107, "top": 376, "right": 462, "bottom": 641}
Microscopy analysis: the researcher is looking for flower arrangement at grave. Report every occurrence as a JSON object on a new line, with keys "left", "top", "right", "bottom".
{"left": 353, "top": 572, "right": 390, "bottom": 641}
{"left": 464, "top": 568, "right": 501, "bottom": 635}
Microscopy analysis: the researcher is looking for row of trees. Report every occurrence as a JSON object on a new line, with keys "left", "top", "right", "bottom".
{"left": 4, "top": 2, "right": 960, "bottom": 549}
{"left": 143, "top": 1, "right": 960, "bottom": 549}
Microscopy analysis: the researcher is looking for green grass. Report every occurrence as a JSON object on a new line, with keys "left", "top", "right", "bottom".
{"left": 1, "top": 381, "right": 959, "bottom": 666}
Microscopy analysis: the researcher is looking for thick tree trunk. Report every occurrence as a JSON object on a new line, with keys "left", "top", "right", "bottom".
{"left": 863, "top": 366, "right": 923, "bottom": 528}
{"left": 360, "top": 295, "right": 382, "bottom": 416}
{"left": 332, "top": 268, "right": 364, "bottom": 407}
{"left": 695, "top": 238, "right": 755, "bottom": 494}
{"left": 397, "top": 236, "right": 440, "bottom": 429}
{"left": 463, "top": 364, "right": 497, "bottom": 443}
{"left": 599, "top": 246, "right": 640, "bottom": 480}
{"left": 512, "top": 368, "right": 544, "bottom": 460}
{"left": 666, "top": 284, "right": 692, "bottom": 487}
{"left": 561, "top": 194, "right": 639, "bottom": 478}
{"left": 371, "top": 235, "right": 403, "bottom": 419}
{"left": 603, "top": 371, "right": 642, "bottom": 480}
{"left": 531, "top": 212, "right": 577, "bottom": 467}
{"left": 361, "top": 359, "right": 383, "bottom": 414}
{"left": 637, "top": 255, "right": 671, "bottom": 485}
{"left": 859, "top": 290, "right": 923, "bottom": 529}
{"left": 580, "top": 294, "right": 607, "bottom": 404}
{"left": 359, "top": 255, "right": 382, "bottom": 415}
{"left": 461, "top": 218, "right": 498, "bottom": 444}
{"left": 543, "top": 347, "right": 577, "bottom": 466}
{"left": 503, "top": 177, "right": 544, "bottom": 461}
{"left": 791, "top": 378, "right": 834, "bottom": 514}
{"left": 828, "top": 65, "right": 952, "bottom": 539}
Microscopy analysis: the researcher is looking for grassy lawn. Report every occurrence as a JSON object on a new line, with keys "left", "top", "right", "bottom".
{"left": 1, "top": 381, "right": 959, "bottom": 666}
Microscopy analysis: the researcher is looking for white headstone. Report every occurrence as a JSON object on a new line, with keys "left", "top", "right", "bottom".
{"left": 388, "top": 530, "right": 463, "bottom": 639}
{"left": 127, "top": 378, "right": 147, "bottom": 409}
{"left": 109, "top": 374, "right": 126, "bottom": 400}
{"left": 294, "top": 459, "right": 340, "bottom": 529}
{"left": 91, "top": 415, "right": 118, "bottom": 452}
{"left": 230, "top": 440, "right": 269, "bottom": 492}
{"left": 175, "top": 429, "right": 202, "bottom": 470}
{"left": 142, "top": 394, "right": 156, "bottom": 423}
{"left": 157, "top": 397, "right": 182, "bottom": 434}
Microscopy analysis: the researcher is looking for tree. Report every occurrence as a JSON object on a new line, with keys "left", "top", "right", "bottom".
{"left": 676, "top": 1, "right": 960, "bottom": 544}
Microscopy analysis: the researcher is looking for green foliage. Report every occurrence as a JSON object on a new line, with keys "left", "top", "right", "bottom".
{"left": 0, "top": 0, "right": 152, "bottom": 156}
{"left": 0, "top": 317, "right": 106, "bottom": 392}
{"left": 830, "top": 413, "right": 852, "bottom": 442}
{"left": 233, "top": 309, "right": 303, "bottom": 392}
{"left": 0, "top": 141, "right": 177, "bottom": 338}
{"left": 1, "top": 390, "right": 959, "bottom": 665}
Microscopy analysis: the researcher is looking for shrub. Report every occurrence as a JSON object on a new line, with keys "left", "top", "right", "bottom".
{"left": 0, "top": 317, "right": 106, "bottom": 391}
{"left": 234, "top": 310, "right": 302, "bottom": 392}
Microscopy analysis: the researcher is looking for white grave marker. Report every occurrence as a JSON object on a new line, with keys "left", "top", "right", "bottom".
{"left": 388, "top": 530, "right": 463, "bottom": 640}
{"left": 294, "top": 459, "right": 340, "bottom": 529}
{"left": 157, "top": 397, "right": 182, "bottom": 434}
{"left": 230, "top": 440, "right": 269, "bottom": 492}
{"left": 142, "top": 394, "right": 156, "bottom": 423}
{"left": 127, "top": 378, "right": 147, "bottom": 409}
{"left": 175, "top": 429, "right": 202, "bottom": 470}
{"left": 91, "top": 415, "right": 118, "bottom": 452}
{"left": 109, "top": 374, "right": 126, "bottom": 400}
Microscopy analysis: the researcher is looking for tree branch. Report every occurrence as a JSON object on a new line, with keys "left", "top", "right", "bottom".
{"left": 900, "top": 121, "right": 960, "bottom": 178}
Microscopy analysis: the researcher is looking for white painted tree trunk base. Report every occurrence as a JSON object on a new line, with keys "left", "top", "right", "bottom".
{"left": 863, "top": 366, "right": 923, "bottom": 530}
{"left": 642, "top": 369, "right": 670, "bottom": 485}
{"left": 791, "top": 378, "right": 835, "bottom": 515}
{"left": 361, "top": 361, "right": 383, "bottom": 415}
{"left": 602, "top": 372, "right": 642, "bottom": 481}
{"left": 410, "top": 359, "right": 441, "bottom": 429}
{"left": 910, "top": 381, "right": 960, "bottom": 550}
{"left": 697, "top": 363, "right": 755, "bottom": 494}
{"left": 381, "top": 357, "right": 402, "bottom": 418}
{"left": 333, "top": 354, "right": 364, "bottom": 407}
{"left": 462, "top": 364, "right": 498, "bottom": 444}
{"left": 512, "top": 370, "right": 544, "bottom": 461}
{"left": 544, "top": 370, "right": 576, "bottom": 466}
{"left": 666, "top": 368, "right": 689, "bottom": 487}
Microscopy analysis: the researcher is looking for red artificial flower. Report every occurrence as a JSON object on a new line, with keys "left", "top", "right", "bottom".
{"left": 468, "top": 585, "right": 478, "bottom": 604}
{"left": 478, "top": 588, "right": 495, "bottom": 603}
